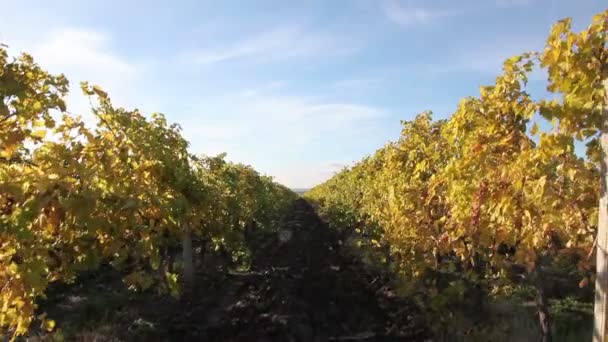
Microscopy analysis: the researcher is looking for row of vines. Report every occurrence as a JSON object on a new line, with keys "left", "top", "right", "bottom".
{"left": 0, "top": 45, "right": 297, "bottom": 339}
{"left": 306, "top": 10, "right": 607, "bottom": 341}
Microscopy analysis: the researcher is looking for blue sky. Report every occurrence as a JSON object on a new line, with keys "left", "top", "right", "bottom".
{"left": 1, "top": 0, "right": 605, "bottom": 188}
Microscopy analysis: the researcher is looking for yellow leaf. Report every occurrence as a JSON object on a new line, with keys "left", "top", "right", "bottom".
{"left": 92, "top": 85, "right": 108, "bottom": 98}
{"left": 530, "top": 122, "right": 539, "bottom": 135}
{"left": 43, "top": 319, "right": 56, "bottom": 332}
{"left": 31, "top": 129, "right": 46, "bottom": 139}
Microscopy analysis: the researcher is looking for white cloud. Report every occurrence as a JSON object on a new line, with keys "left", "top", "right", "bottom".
{"left": 186, "top": 27, "right": 356, "bottom": 65}
{"left": 4, "top": 28, "right": 162, "bottom": 127}
{"left": 270, "top": 162, "right": 350, "bottom": 189}
{"left": 381, "top": 0, "right": 460, "bottom": 27}
{"left": 33, "top": 29, "right": 134, "bottom": 74}
{"left": 182, "top": 90, "right": 387, "bottom": 187}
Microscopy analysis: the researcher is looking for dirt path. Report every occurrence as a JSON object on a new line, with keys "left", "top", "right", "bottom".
{"left": 155, "top": 199, "right": 425, "bottom": 341}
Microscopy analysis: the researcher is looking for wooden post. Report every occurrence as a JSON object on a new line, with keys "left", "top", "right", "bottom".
{"left": 182, "top": 221, "right": 194, "bottom": 290}
{"left": 593, "top": 79, "right": 608, "bottom": 342}
{"left": 535, "top": 258, "right": 552, "bottom": 342}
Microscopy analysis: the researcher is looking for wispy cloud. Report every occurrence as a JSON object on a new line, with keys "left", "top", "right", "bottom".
{"left": 241, "top": 97, "right": 383, "bottom": 128}
{"left": 381, "top": 0, "right": 461, "bottom": 27}
{"left": 182, "top": 89, "right": 387, "bottom": 186}
{"left": 329, "top": 162, "right": 348, "bottom": 169}
{"left": 496, "top": 0, "right": 534, "bottom": 7}
{"left": 186, "top": 122, "right": 249, "bottom": 140}
{"left": 186, "top": 27, "right": 357, "bottom": 65}
{"left": 396, "top": 34, "right": 545, "bottom": 79}
{"left": 333, "top": 77, "right": 384, "bottom": 90}
{"left": 240, "top": 81, "right": 287, "bottom": 98}
{"left": 185, "top": 91, "right": 385, "bottom": 142}
{"left": 271, "top": 162, "right": 350, "bottom": 189}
